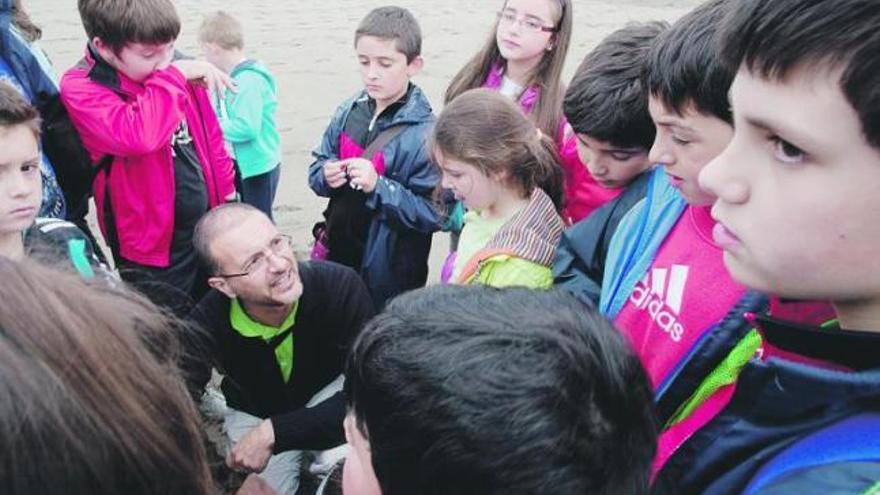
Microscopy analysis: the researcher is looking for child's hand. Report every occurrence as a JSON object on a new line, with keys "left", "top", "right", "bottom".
{"left": 172, "top": 59, "right": 237, "bottom": 97}
{"left": 344, "top": 158, "right": 379, "bottom": 193}
{"left": 323, "top": 161, "right": 348, "bottom": 189}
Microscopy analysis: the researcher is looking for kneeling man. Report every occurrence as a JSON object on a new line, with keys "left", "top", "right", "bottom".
{"left": 187, "top": 203, "right": 375, "bottom": 495}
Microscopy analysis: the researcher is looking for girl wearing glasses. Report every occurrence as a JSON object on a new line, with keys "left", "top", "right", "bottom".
{"left": 442, "top": 1, "right": 584, "bottom": 246}
{"left": 445, "top": 0, "right": 572, "bottom": 141}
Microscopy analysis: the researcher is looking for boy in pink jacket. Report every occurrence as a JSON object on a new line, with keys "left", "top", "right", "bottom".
{"left": 61, "top": 0, "right": 237, "bottom": 309}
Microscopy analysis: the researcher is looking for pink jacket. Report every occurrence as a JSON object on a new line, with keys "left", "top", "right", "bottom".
{"left": 482, "top": 62, "right": 540, "bottom": 113}
{"left": 61, "top": 47, "right": 235, "bottom": 267}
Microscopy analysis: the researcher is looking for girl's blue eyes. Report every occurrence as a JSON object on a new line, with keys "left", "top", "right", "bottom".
{"left": 672, "top": 136, "right": 690, "bottom": 146}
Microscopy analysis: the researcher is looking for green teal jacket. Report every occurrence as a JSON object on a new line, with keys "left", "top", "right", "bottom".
{"left": 219, "top": 60, "right": 281, "bottom": 178}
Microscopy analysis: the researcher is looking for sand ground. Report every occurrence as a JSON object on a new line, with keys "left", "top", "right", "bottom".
{"left": 26, "top": 0, "right": 701, "bottom": 279}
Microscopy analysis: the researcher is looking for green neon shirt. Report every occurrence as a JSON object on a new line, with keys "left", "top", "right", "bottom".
{"left": 230, "top": 298, "right": 298, "bottom": 382}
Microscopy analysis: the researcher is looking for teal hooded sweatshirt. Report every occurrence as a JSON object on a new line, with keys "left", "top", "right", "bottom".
{"left": 218, "top": 60, "right": 281, "bottom": 179}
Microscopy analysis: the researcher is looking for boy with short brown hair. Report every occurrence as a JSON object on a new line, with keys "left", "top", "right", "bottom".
{"left": 307, "top": 6, "right": 440, "bottom": 308}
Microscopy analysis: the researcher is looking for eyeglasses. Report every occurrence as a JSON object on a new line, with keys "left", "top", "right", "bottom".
{"left": 216, "top": 234, "right": 294, "bottom": 279}
{"left": 497, "top": 10, "right": 558, "bottom": 33}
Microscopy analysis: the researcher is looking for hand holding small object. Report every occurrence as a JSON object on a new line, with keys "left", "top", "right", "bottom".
{"left": 342, "top": 158, "right": 378, "bottom": 193}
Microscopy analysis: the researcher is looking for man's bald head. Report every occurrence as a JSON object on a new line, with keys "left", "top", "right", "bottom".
{"left": 193, "top": 203, "right": 269, "bottom": 274}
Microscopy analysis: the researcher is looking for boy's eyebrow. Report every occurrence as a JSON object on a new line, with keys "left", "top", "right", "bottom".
{"left": 654, "top": 119, "right": 694, "bottom": 133}
{"left": 574, "top": 134, "right": 642, "bottom": 153}
{"left": 357, "top": 54, "right": 396, "bottom": 62}
{"left": 742, "top": 115, "right": 814, "bottom": 144}
{"left": 0, "top": 157, "right": 39, "bottom": 168}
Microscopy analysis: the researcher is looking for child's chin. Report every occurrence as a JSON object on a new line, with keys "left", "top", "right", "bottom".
{"left": 124, "top": 72, "right": 150, "bottom": 83}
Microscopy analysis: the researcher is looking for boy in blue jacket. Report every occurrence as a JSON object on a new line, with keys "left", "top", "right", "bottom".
{"left": 655, "top": 0, "right": 880, "bottom": 493}
{"left": 200, "top": 11, "right": 281, "bottom": 220}
{"left": 308, "top": 6, "right": 439, "bottom": 308}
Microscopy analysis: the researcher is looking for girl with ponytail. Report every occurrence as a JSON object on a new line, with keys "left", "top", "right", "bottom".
{"left": 432, "top": 89, "right": 563, "bottom": 288}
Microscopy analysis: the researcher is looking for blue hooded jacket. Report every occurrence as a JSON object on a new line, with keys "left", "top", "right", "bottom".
{"left": 308, "top": 85, "right": 439, "bottom": 307}
{"left": 653, "top": 315, "right": 880, "bottom": 495}
{"left": 554, "top": 167, "right": 770, "bottom": 423}
{"left": 0, "top": 0, "right": 66, "bottom": 218}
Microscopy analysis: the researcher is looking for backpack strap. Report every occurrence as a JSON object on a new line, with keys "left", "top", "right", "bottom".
{"left": 95, "top": 154, "right": 121, "bottom": 262}
{"left": 744, "top": 413, "right": 880, "bottom": 494}
{"left": 362, "top": 124, "right": 407, "bottom": 160}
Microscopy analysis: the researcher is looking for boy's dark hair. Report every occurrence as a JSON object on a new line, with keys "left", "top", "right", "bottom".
{"left": 0, "top": 81, "right": 40, "bottom": 137}
{"left": 718, "top": 0, "right": 880, "bottom": 149}
{"left": 354, "top": 6, "right": 421, "bottom": 63}
{"left": 564, "top": 21, "right": 668, "bottom": 149}
{"left": 77, "top": 0, "right": 180, "bottom": 54}
{"left": 345, "top": 285, "right": 657, "bottom": 495}
{"left": 644, "top": 0, "right": 733, "bottom": 123}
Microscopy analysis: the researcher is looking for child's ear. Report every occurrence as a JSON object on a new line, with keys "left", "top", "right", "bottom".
{"left": 92, "top": 37, "right": 116, "bottom": 62}
{"left": 202, "top": 42, "right": 219, "bottom": 57}
{"left": 491, "top": 168, "right": 511, "bottom": 183}
{"left": 406, "top": 55, "right": 424, "bottom": 77}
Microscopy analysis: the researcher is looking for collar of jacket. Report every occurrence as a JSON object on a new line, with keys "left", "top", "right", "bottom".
{"left": 352, "top": 82, "right": 433, "bottom": 129}
{"left": 756, "top": 313, "right": 880, "bottom": 371}
{"left": 483, "top": 61, "right": 540, "bottom": 114}
{"left": 457, "top": 188, "right": 562, "bottom": 283}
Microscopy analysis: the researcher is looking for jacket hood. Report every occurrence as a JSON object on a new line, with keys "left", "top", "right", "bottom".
{"left": 230, "top": 59, "right": 277, "bottom": 93}
{"left": 458, "top": 188, "right": 563, "bottom": 282}
{"left": 353, "top": 83, "right": 434, "bottom": 128}
{"left": 487, "top": 187, "right": 563, "bottom": 266}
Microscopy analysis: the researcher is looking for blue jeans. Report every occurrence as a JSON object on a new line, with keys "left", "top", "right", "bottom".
{"left": 240, "top": 164, "right": 281, "bottom": 221}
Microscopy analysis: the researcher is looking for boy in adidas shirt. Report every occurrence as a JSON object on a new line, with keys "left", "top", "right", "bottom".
{"left": 569, "top": 0, "right": 835, "bottom": 446}
{"left": 594, "top": 0, "right": 751, "bottom": 405}
{"left": 588, "top": 0, "right": 835, "bottom": 481}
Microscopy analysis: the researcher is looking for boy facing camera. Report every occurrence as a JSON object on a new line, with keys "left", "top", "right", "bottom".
{"left": 307, "top": 6, "right": 440, "bottom": 309}
{"left": 0, "top": 81, "right": 103, "bottom": 276}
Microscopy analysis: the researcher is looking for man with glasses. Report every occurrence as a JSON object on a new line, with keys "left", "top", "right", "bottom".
{"left": 186, "top": 203, "right": 375, "bottom": 495}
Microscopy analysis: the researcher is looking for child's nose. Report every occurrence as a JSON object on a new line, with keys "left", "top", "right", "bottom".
{"left": 441, "top": 174, "right": 452, "bottom": 189}
{"left": 648, "top": 139, "right": 671, "bottom": 167}
{"left": 9, "top": 172, "right": 33, "bottom": 197}
{"left": 700, "top": 148, "right": 748, "bottom": 204}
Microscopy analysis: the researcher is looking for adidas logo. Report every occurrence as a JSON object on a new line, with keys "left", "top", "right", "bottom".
{"left": 629, "top": 265, "right": 689, "bottom": 342}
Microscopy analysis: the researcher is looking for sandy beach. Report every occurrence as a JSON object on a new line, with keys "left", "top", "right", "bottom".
{"left": 26, "top": 0, "right": 701, "bottom": 278}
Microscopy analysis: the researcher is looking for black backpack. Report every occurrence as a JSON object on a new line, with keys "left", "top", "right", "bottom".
{"left": 39, "top": 93, "right": 109, "bottom": 222}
